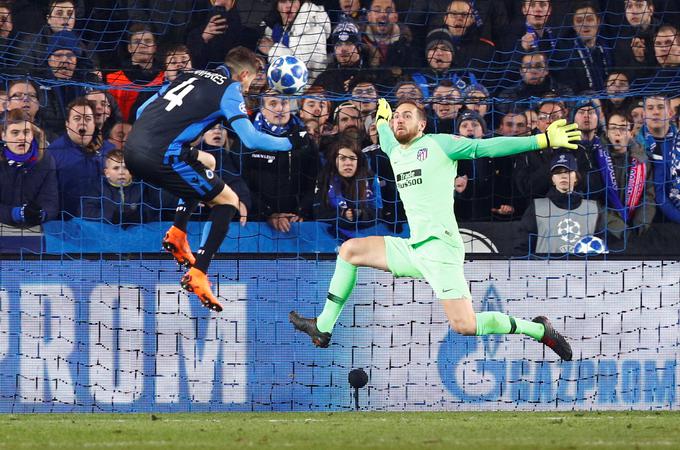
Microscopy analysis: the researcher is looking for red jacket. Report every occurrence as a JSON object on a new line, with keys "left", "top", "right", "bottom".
{"left": 106, "top": 68, "right": 164, "bottom": 122}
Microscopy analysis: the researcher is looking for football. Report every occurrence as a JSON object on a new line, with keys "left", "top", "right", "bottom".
{"left": 266, "top": 55, "right": 309, "bottom": 95}
{"left": 573, "top": 235, "right": 608, "bottom": 255}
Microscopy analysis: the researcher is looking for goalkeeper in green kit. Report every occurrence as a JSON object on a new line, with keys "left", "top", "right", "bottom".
{"left": 290, "top": 99, "right": 580, "bottom": 360}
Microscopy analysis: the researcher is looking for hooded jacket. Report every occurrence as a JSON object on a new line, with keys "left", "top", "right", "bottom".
{"left": 48, "top": 133, "right": 114, "bottom": 218}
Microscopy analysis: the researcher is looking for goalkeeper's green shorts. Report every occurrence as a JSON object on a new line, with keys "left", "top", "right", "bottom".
{"left": 384, "top": 236, "right": 471, "bottom": 300}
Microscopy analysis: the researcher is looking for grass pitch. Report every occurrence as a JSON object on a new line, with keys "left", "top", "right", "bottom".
{"left": 1, "top": 411, "right": 679, "bottom": 449}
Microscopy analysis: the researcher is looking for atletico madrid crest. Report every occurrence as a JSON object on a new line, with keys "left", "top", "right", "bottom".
{"left": 416, "top": 148, "right": 428, "bottom": 161}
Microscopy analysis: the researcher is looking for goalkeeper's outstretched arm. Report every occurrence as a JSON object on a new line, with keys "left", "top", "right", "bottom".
{"left": 434, "top": 119, "right": 581, "bottom": 160}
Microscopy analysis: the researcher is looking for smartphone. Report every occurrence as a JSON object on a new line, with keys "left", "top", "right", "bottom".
{"left": 213, "top": 5, "right": 229, "bottom": 21}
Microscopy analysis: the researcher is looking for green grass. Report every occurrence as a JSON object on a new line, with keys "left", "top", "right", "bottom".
{"left": 1, "top": 411, "right": 679, "bottom": 449}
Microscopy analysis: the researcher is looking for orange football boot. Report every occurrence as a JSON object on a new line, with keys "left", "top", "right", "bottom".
{"left": 180, "top": 267, "right": 223, "bottom": 312}
{"left": 162, "top": 225, "right": 196, "bottom": 268}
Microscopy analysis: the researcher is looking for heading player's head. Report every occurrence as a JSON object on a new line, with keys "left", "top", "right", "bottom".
{"left": 224, "top": 46, "right": 262, "bottom": 93}
{"left": 392, "top": 100, "right": 427, "bottom": 144}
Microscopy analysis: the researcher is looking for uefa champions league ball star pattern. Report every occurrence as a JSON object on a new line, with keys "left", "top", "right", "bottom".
{"left": 573, "top": 235, "right": 608, "bottom": 255}
{"left": 267, "top": 56, "right": 309, "bottom": 95}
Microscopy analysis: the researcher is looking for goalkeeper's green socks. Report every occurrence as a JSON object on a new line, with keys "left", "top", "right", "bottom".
{"left": 316, "top": 256, "right": 357, "bottom": 333}
{"left": 475, "top": 311, "right": 545, "bottom": 341}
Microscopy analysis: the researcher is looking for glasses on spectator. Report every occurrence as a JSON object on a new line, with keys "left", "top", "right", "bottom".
{"left": 352, "top": 88, "right": 377, "bottom": 97}
{"left": 431, "top": 95, "right": 459, "bottom": 104}
{"left": 0, "top": 14, "right": 10, "bottom": 24}
{"left": 9, "top": 93, "right": 39, "bottom": 102}
{"left": 538, "top": 110, "right": 563, "bottom": 121}
{"left": 608, "top": 125, "right": 630, "bottom": 133}
{"left": 521, "top": 63, "right": 547, "bottom": 71}
{"left": 337, "top": 154, "right": 358, "bottom": 162}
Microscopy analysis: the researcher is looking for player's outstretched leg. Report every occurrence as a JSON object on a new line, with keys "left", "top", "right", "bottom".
{"left": 289, "top": 255, "right": 357, "bottom": 348}
{"left": 162, "top": 199, "right": 199, "bottom": 267}
{"left": 443, "top": 301, "right": 572, "bottom": 361}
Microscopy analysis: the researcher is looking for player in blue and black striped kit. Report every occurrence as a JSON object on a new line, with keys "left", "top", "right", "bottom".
{"left": 125, "top": 47, "right": 302, "bottom": 312}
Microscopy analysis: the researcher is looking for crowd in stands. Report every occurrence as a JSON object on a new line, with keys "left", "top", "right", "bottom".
{"left": 1, "top": 0, "right": 680, "bottom": 255}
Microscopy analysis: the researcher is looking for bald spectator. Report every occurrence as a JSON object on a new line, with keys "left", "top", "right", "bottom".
{"left": 361, "top": 0, "right": 417, "bottom": 70}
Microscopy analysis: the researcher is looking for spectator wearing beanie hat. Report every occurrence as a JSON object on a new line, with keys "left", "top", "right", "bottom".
{"left": 39, "top": 30, "right": 96, "bottom": 138}
{"left": 314, "top": 21, "right": 390, "bottom": 95}
{"left": 453, "top": 108, "right": 496, "bottom": 221}
{"left": 410, "top": 28, "right": 461, "bottom": 100}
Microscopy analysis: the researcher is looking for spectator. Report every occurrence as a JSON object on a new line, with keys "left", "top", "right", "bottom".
{"left": 595, "top": 110, "right": 655, "bottom": 240}
{"left": 554, "top": 1, "right": 612, "bottom": 93}
{"left": 186, "top": 0, "right": 252, "bottom": 70}
{"left": 630, "top": 99, "right": 645, "bottom": 136}
{"left": 515, "top": 152, "right": 603, "bottom": 256}
{"left": 258, "top": 0, "right": 331, "bottom": 83}
{"left": 349, "top": 79, "right": 378, "bottom": 120}
{"left": 601, "top": 71, "right": 635, "bottom": 118}
{"left": 313, "top": 137, "right": 382, "bottom": 234}
{"left": 394, "top": 81, "right": 424, "bottom": 106}
{"left": 324, "top": 0, "right": 364, "bottom": 27}
{"left": 327, "top": 101, "right": 364, "bottom": 145}
{"left": 497, "top": 111, "right": 529, "bottom": 137}
{"left": 242, "top": 90, "right": 317, "bottom": 232}
{"left": 313, "top": 21, "right": 380, "bottom": 95}
{"left": 360, "top": 116, "right": 403, "bottom": 226}
{"left": 462, "top": 80, "right": 490, "bottom": 119}
{"left": 410, "top": 28, "right": 457, "bottom": 97}
{"left": 81, "top": 148, "right": 155, "bottom": 225}
{"left": 499, "top": 52, "right": 571, "bottom": 110}
{"left": 6, "top": 80, "right": 41, "bottom": 124}
{"left": 454, "top": 109, "right": 495, "bottom": 221}
{"left": 163, "top": 44, "right": 193, "bottom": 82}
{"left": 299, "top": 86, "right": 331, "bottom": 126}
{"left": 0, "top": 109, "right": 58, "bottom": 228}
{"left": 48, "top": 97, "right": 114, "bottom": 218}
{"left": 105, "top": 24, "right": 164, "bottom": 122}
{"left": 613, "top": 0, "right": 658, "bottom": 81}
{"left": 441, "top": 0, "right": 496, "bottom": 79}
{"left": 130, "top": 0, "right": 210, "bottom": 48}
{"left": 500, "top": 0, "right": 557, "bottom": 55}
{"left": 514, "top": 98, "right": 570, "bottom": 198}
{"left": 425, "top": 80, "right": 462, "bottom": 133}
{"left": 194, "top": 123, "right": 251, "bottom": 224}
{"left": 361, "top": 0, "right": 416, "bottom": 70}
{"left": 108, "top": 122, "right": 132, "bottom": 151}
{"left": 0, "top": 1, "right": 24, "bottom": 73}
{"left": 0, "top": 90, "right": 6, "bottom": 114}
{"left": 40, "top": 30, "right": 93, "bottom": 138}
{"left": 637, "top": 95, "right": 680, "bottom": 223}
{"left": 570, "top": 99, "right": 603, "bottom": 197}
{"left": 85, "top": 88, "right": 119, "bottom": 140}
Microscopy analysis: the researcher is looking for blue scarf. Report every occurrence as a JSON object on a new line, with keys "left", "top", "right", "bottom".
{"left": 253, "top": 112, "right": 300, "bottom": 136}
{"left": 596, "top": 137, "right": 646, "bottom": 223}
{"left": 327, "top": 174, "right": 378, "bottom": 210}
{"left": 3, "top": 140, "right": 39, "bottom": 168}
{"left": 271, "top": 24, "right": 290, "bottom": 48}
{"left": 573, "top": 37, "right": 610, "bottom": 91}
{"left": 642, "top": 124, "right": 680, "bottom": 209}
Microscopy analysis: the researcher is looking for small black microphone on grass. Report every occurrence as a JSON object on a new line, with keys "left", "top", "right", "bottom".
{"left": 348, "top": 368, "right": 368, "bottom": 411}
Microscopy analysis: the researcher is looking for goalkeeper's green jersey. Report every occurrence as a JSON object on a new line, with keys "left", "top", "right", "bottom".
{"left": 377, "top": 123, "right": 541, "bottom": 246}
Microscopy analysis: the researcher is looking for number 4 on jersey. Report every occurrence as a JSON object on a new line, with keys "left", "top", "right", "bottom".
{"left": 163, "top": 77, "right": 198, "bottom": 111}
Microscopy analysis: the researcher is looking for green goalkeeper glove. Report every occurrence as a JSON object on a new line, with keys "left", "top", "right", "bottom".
{"left": 536, "top": 119, "right": 581, "bottom": 150}
{"left": 375, "top": 98, "right": 392, "bottom": 125}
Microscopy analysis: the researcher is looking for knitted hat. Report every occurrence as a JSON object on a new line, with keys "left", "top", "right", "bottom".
{"left": 332, "top": 21, "right": 361, "bottom": 47}
{"left": 456, "top": 109, "right": 488, "bottom": 135}
{"left": 47, "top": 30, "right": 82, "bottom": 57}
{"left": 426, "top": 28, "right": 454, "bottom": 53}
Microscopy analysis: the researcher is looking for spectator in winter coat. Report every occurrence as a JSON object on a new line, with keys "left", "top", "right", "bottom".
{"left": 594, "top": 111, "right": 655, "bottom": 240}
{"left": 0, "top": 109, "right": 58, "bottom": 228}
{"left": 81, "top": 149, "right": 157, "bottom": 225}
{"left": 258, "top": 0, "right": 331, "bottom": 84}
{"left": 241, "top": 90, "right": 318, "bottom": 232}
{"left": 48, "top": 97, "right": 114, "bottom": 218}
{"left": 313, "top": 136, "right": 382, "bottom": 235}
{"left": 186, "top": 0, "right": 254, "bottom": 70}
{"left": 637, "top": 95, "right": 680, "bottom": 224}
{"left": 105, "top": 24, "right": 164, "bottom": 122}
